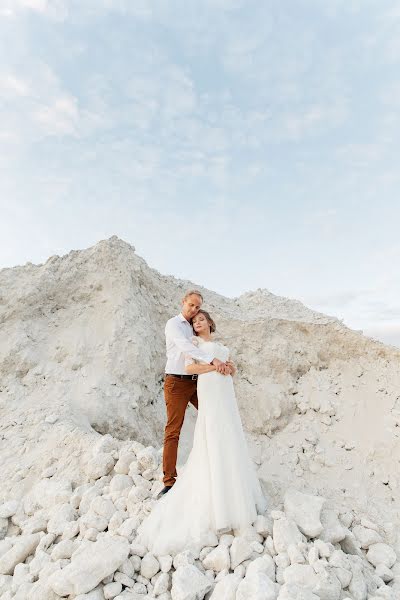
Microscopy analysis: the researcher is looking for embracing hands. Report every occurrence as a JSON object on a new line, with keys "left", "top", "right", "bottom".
{"left": 212, "top": 358, "right": 236, "bottom": 376}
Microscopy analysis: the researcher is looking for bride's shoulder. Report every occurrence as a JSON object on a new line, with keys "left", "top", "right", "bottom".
{"left": 214, "top": 338, "right": 230, "bottom": 352}
{"left": 193, "top": 336, "right": 214, "bottom": 346}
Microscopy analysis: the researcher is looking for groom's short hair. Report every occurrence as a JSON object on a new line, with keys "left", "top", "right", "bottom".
{"left": 183, "top": 289, "right": 203, "bottom": 302}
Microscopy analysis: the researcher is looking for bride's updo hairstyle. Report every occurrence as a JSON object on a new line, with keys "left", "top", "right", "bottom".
{"left": 193, "top": 309, "right": 216, "bottom": 334}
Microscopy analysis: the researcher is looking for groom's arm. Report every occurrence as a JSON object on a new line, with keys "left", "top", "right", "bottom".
{"left": 165, "top": 320, "right": 216, "bottom": 364}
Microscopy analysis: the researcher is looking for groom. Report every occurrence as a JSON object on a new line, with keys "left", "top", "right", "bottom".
{"left": 158, "top": 289, "right": 232, "bottom": 499}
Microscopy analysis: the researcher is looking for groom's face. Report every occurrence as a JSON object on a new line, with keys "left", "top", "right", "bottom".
{"left": 181, "top": 294, "right": 202, "bottom": 321}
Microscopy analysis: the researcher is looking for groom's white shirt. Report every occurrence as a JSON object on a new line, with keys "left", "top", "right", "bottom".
{"left": 165, "top": 313, "right": 215, "bottom": 374}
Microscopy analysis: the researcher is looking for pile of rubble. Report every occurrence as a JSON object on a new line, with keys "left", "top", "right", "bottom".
{"left": 0, "top": 435, "right": 399, "bottom": 600}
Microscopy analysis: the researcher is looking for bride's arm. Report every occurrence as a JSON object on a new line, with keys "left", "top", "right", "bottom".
{"left": 185, "top": 362, "right": 217, "bottom": 375}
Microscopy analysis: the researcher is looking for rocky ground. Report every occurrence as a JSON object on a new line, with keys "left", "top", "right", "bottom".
{"left": 0, "top": 235, "right": 399, "bottom": 599}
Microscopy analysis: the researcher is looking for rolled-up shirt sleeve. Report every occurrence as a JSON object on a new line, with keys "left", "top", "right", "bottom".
{"left": 184, "top": 354, "right": 195, "bottom": 368}
{"left": 165, "top": 320, "right": 214, "bottom": 364}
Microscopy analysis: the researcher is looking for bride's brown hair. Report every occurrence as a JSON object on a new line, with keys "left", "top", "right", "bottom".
{"left": 192, "top": 309, "right": 216, "bottom": 334}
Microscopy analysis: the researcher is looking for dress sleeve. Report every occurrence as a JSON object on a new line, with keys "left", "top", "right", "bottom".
{"left": 165, "top": 320, "right": 215, "bottom": 364}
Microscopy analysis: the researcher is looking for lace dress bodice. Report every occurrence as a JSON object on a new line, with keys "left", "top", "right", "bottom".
{"left": 190, "top": 337, "right": 230, "bottom": 364}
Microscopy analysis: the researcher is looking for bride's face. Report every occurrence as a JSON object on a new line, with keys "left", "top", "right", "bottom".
{"left": 192, "top": 313, "right": 210, "bottom": 334}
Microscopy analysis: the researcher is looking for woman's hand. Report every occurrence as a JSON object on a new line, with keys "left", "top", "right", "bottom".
{"left": 226, "top": 360, "right": 236, "bottom": 375}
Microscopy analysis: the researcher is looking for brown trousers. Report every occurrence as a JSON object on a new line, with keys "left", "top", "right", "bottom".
{"left": 162, "top": 375, "right": 198, "bottom": 487}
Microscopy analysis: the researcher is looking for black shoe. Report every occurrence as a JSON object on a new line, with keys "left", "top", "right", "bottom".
{"left": 157, "top": 485, "right": 172, "bottom": 499}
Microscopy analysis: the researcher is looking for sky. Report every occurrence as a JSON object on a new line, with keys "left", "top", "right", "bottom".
{"left": 1, "top": 0, "right": 400, "bottom": 348}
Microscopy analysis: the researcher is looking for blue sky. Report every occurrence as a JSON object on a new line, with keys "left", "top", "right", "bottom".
{"left": 1, "top": 0, "right": 400, "bottom": 347}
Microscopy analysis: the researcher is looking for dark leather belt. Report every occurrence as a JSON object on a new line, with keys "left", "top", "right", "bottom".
{"left": 165, "top": 373, "right": 198, "bottom": 381}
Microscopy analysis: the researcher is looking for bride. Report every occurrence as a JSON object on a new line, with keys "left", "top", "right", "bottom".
{"left": 136, "top": 309, "right": 268, "bottom": 556}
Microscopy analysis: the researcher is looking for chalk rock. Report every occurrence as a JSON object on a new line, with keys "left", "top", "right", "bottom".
{"left": 153, "top": 572, "right": 170, "bottom": 596}
{"left": 340, "top": 532, "right": 363, "bottom": 557}
{"left": 347, "top": 561, "right": 368, "bottom": 600}
{"left": 0, "top": 541, "right": 13, "bottom": 558}
{"left": 22, "top": 513, "right": 48, "bottom": 535}
{"left": 26, "top": 581, "right": 62, "bottom": 600}
{"left": 273, "top": 518, "right": 305, "bottom": 553}
{"left": 375, "top": 563, "right": 394, "bottom": 583}
{"left": 277, "top": 583, "right": 319, "bottom": 599}
{"left": 24, "top": 479, "right": 72, "bottom": 514}
{"left": 70, "top": 484, "right": 92, "bottom": 509}
{"left": 283, "top": 564, "right": 318, "bottom": 589}
{"left": 110, "top": 475, "right": 133, "bottom": 494}
{"left": 284, "top": 489, "right": 325, "bottom": 538}
{"left": 80, "top": 511, "right": 109, "bottom": 533}
{"left": 287, "top": 543, "right": 306, "bottom": 565}
{"left": 140, "top": 552, "right": 160, "bottom": 579}
{"left": 314, "top": 539, "right": 333, "bottom": 558}
{"left": 90, "top": 497, "right": 116, "bottom": 520}
{"left": 229, "top": 536, "right": 253, "bottom": 569}
{"left": 319, "top": 509, "right": 348, "bottom": 544}
{"left": 50, "top": 539, "right": 76, "bottom": 560}
{"left": 114, "top": 571, "right": 135, "bottom": 587}
{"left": 236, "top": 572, "right": 277, "bottom": 600}
{"left": 367, "top": 543, "right": 397, "bottom": 568}
{"left": 28, "top": 548, "right": 52, "bottom": 577}
{"left": 246, "top": 554, "right": 276, "bottom": 580}
{"left": 0, "top": 519, "right": 8, "bottom": 540}
{"left": 127, "top": 486, "right": 151, "bottom": 510}
{"left": 173, "top": 550, "right": 196, "bottom": 569}
{"left": 130, "top": 540, "right": 147, "bottom": 557}
{"left": 61, "top": 520, "right": 80, "bottom": 540}
{"left": 104, "top": 581, "right": 122, "bottom": 599}
{"left": 202, "top": 545, "right": 230, "bottom": 572}
{"left": 108, "top": 512, "right": 125, "bottom": 534}
{"left": 48, "top": 534, "right": 129, "bottom": 596}
{"left": 47, "top": 503, "right": 77, "bottom": 536}
{"left": 209, "top": 573, "right": 241, "bottom": 599}
{"left": 0, "top": 501, "right": 19, "bottom": 519}
{"left": 75, "top": 586, "right": 105, "bottom": 600}
{"left": 136, "top": 447, "right": 159, "bottom": 473}
{"left": 117, "top": 516, "right": 140, "bottom": 539}
{"left": 92, "top": 434, "right": 119, "bottom": 455}
{"left": 114, "top": 452, "right": 136, "bottom": 475}
{"left": 159, "top": 555, "right": 173, "bottom": 573}
{"left": 312, "top": 568, "right": 341, "bottom": 600}
{"left": 0, "top": 534, "right": 41, "bottom": 575}
{"left": 353, "top": 525, "right": 382, "bottom": 549}
{"left": 253, "top": 514, "right": 273, "bottom": 538}
{"left": 85, "top": 454, "right": 115, "bottom": 480}
{"left": 238, "top": 524, "right": 263, "bottom": 543}
{"left": 170, "top": 564, "right": 213, "bottom": 600}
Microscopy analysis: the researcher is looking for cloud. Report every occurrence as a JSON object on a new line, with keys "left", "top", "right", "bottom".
{"left": 305, "top": 277, "right": 400, "bottom": 349}
{"left": 281, "top": 101, "right": 348, "bottom": 140}
{"left": 365, "top": 324, "right": 400, "bottom": 348}
{"left": 34, "top": 95, "right": 80, "bottom": 136}
{"left": 1, "top": 0, "right": 400, "bottom": 353}
{"left": 336, "top": 143, "right": 383, "bottom": 168}
{"left": 0, "top": 63, "right": 80, "bottom": 151}
{"left": 381, "top": 82, "right": 400, "bottom": 106}
{"left": 0, "top": 73, "right": 31, "bottom": 97}
{"left": 0, "top": 0, "right": 68, "bottom": 19}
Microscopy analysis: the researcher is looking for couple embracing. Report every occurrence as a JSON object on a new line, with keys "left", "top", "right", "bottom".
{"left": 136, "top": 290, "right": 267, "bottom": 556}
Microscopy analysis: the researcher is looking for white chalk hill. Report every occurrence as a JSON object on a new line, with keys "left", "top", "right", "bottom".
{"left": 0, "top": 236, "right": 399, "bottom": 599}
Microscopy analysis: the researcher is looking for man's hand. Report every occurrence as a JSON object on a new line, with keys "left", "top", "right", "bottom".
{"left": 212, "top": 358, "right": 231, "bottom": 375}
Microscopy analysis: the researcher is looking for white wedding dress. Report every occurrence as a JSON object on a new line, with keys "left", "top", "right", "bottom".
{"left": 136, "top": 338, "right": 268, "bottom": 556}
